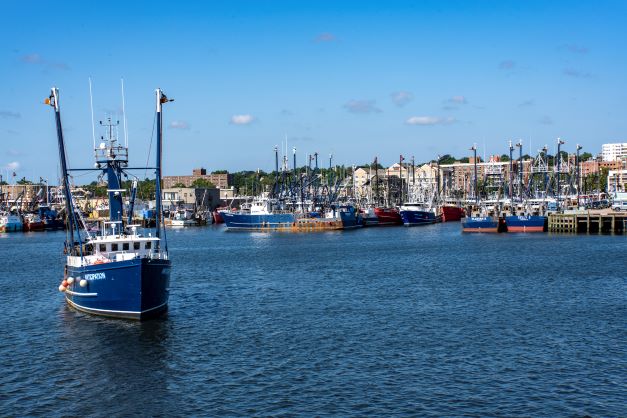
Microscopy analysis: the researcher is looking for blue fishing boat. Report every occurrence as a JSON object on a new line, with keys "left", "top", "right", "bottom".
{"left": 0, "top": 212, "right": 23, "bottom": 232}
{"left": 399, "top": 203, "right": 442, "bottom": 226}
{"left": 38, "top": 205, "right": 64, "bottom": 230}
{"left": 222, "top": 198, "right": 297, "bottom": 230}
{"left": 49, "top": 87, "right": 172, "bottom": 320}
{"left": 505, "top": 215, "right": 546, "bottom": 232}
{"left": 461, "top": 215, "right": 500, "bottom": 232}
{"left": 338, "top": 205, "right": 363, "bottom": 229}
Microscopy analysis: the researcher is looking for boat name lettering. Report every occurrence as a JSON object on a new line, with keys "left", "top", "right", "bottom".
{"left": 85, "top": 272, "right": 106, "bottom": 280}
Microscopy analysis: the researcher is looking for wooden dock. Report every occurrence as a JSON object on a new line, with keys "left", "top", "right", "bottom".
{"left": 548, "top": 211, "right": 627, "bottom": 234}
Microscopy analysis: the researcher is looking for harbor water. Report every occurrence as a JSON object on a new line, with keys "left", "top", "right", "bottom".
{"left": 1, "top": 224, "right": 625, "bottom": 416}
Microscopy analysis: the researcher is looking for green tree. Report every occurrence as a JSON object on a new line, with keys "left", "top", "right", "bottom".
{"left": 437, "top": 154, "right": 457, "bottom": 165}
{"left": 173, "top": 182, "right": 187, "bottom": 188}
{"left": 459, "top": 157, "right": 470, "bottom": 163}
{"left": 212, "top": 170, "right": 228, "bottom": 174}
{"left": 580, "top": 152, "right": 593, "bottom": 161}
{"left": 17, "top": 177, "right": 33, "bottom": 185}
{"left": 191, "top": 178, "right": 216, "bottom": 188}
{"left": 499, "top": 154, "right": 510, "bottom": 162}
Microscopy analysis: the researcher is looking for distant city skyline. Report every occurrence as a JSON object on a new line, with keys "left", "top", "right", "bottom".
{"left": 2, "top": 1, "right": 626, "bottom": 182}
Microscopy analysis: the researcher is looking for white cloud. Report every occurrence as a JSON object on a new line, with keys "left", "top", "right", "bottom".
{"left": 230, "top": 114, "right": 255, "bottom": 125}
{"left": 343, "top": 99, "right": 381, "bottom": 114}
{"left": 390, "top": 91, "right": 413, "bottom": 107}
{"left": 4, "top": 161, "right": 20, "bottom": 171}
{"left": 169, "top": 120, "right": 190, "bottom": 130}
{"left": 405, "top": 116, "right": 455, "bottom": 126}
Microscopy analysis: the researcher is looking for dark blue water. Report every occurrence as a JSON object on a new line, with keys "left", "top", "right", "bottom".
{"left": 1, "top": 224, "right": 625, "bottom": 416}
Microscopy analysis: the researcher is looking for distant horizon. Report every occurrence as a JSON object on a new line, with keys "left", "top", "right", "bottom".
{"left": 2, "top": 1, "right": 626, "bottom": 182}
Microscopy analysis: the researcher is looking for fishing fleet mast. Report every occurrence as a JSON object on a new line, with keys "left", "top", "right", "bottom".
{"left": 48, "top": 87, "right": 173, "bottom": 319}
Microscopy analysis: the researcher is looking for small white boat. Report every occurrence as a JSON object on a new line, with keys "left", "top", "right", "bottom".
{"left": 170, "top": 209, "right": 196, "bottom": 226}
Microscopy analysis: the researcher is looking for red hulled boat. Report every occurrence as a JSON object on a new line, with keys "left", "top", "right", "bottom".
{"left": 23, "top": 214, "right": 45, "bottom": 231}
{"left": 441, "top": 205, "right": 465, "bottom": 222}
{"left": 374, "top": 207, "right": 403, "bottom": 226}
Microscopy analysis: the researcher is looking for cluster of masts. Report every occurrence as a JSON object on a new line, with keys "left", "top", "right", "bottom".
{"left": 249, "top": 137, "right": 592, "bottom": 213}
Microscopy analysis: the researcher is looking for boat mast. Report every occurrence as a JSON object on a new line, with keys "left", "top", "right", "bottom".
{"left": 471, "top": 144, "right": 478, "bottom": 206}
{"left": 374, "top": 156, "right": 379, "bottom": 206}
{"left": 516, "top": 140, "right": 523, "bottom": 201}
{"left": 399, "top": 155, "right": 404, "bottom": 203}
{"left": 556, "top": 137, "right": 564, "bottom": 211}
{"left": 576, "top": 144, "right": 582, "bottom": 207}
{"left": 46, "top": 87, "right": 80, "bottom": 255}
{"left": 155, "top": 88, "right": 172, "bottom": 244}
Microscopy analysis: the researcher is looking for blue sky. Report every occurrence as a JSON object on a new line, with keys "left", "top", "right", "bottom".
{"left": 1, "top": 1, "right": 626, "bottom": 182}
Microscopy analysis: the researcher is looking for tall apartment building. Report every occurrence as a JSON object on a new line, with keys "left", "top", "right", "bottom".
{"left": 601, "top": 143, "right": 627, "bottom": 162}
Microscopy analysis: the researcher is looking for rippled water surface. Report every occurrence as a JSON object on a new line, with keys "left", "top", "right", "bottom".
{"left": 1, "top": 224, "right": 625, "bottom": 416}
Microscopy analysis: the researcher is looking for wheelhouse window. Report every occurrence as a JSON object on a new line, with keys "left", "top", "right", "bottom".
{"left": 122, "top": 243, "right": 129, "bottom": 251}
{"left": 99, "top": 244, "right": 106, "bottom": 252}
{"left": 134, "top": 242, "right": 140, "bottom": 250}
{"left": 111, "top": 243, "right": 118, "bottom": 252}
{"left": 145, "top": 241, "right": 151, "bottom": 250}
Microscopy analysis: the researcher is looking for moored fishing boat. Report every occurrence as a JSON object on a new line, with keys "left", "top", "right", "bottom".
{"left": 222, "top": 199, "right": 345, "bottom": 232}
{"left": 399, "top": 203, "right": 442, "bottom": 226}
{"left": 0, "top": 211, "right": 23, "bottom": 232}
{"left": 374, "top": 207, "right": 403, "bottom": 226}
{"left": 359, "top": 207, "right": 379, "bottom": 226}
{"left": 221, "top": 197, "right": 296, "bottom": 230}
{"left": 169, "top": 208, "right": 196, "bottom": 226}
{"left": 23, "top": 213, "right": 45, "bottom": 231}
{"left": 338, "top": 205, "right": 363, "bottom": 229}
{"left": 38, "top": 205, "right": 65, "bottom": 230}
{"left": 505, "top": 214, "right": 546, "bottom": 232}
{"left": 461, "top": 215, "right": 500, "bottom": 232}
{"left": 441, "top": 205, "right": 465, "bottom": 222}
{"left": 48, "top": 86, "right": 172, "bottom": 320}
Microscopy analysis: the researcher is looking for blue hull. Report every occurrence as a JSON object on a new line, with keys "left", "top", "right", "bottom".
{"left": 65, "top": 258, "right": 171, "bottom": 320}
{"left": 1, "top": 223, "right": 23, "bottom": 232}
{"left": 400, "top": 210, "right": 441, "bottom": 226}
{"left": 462, "top": 216, "right": 499, "bottom": 232}
{"left": 339, "top": 210, "right": 363, "bottom": 229}
{"left": 222, "top": 212, "right": 296, "bottom": 230}
{"left": 505, "top": 215, "right": 546, "bottom": 232}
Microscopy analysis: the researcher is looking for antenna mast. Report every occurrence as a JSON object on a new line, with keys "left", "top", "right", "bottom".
{"left": 121, "top": 78, "right": 129, "bottom": 148}
{"left": 89, "top": 77, "right": 96, "bottom": 150}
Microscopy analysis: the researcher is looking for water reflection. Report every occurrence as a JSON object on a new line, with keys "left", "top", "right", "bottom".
{"left": 58, "top": 306, "right": 178, "bottom": 415}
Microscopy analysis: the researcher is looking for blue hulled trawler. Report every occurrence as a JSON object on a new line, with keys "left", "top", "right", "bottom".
{"left": 48, "top": 87, "right": 173, "bottom": 319}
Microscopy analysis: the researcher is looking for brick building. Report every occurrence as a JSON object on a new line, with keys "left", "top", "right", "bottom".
{"left": 163, "top": 168, "right": 231, "bottom": 189}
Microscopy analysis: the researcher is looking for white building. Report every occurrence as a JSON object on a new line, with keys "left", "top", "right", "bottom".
{"left": 601, "top": 143, "right": 627, "bottom": 162}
